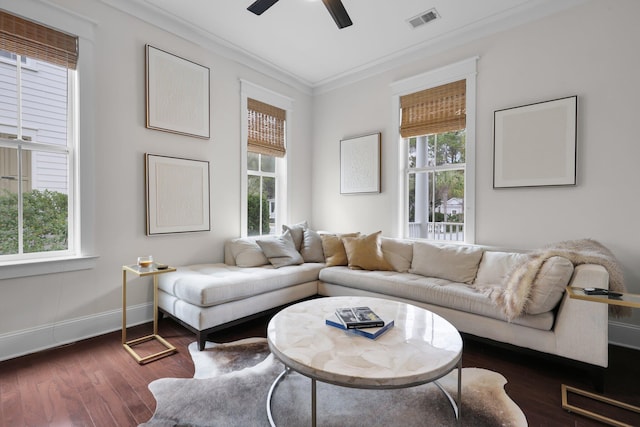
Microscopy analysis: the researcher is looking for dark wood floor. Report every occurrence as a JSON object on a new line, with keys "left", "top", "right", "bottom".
{"left": 0, "top": 315, "right": 638, "bottom": 427}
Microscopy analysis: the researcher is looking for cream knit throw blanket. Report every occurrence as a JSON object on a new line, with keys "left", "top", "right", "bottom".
{"left": 483, "top": 239, "right": 629, "bottom": 320}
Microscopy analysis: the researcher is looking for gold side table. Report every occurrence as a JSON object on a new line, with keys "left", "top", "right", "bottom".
{"left": 122, "top": 264, "right": 177, "bottom": 364}
{"left": 562, "top": 286, "right": 640, "bottom": 427}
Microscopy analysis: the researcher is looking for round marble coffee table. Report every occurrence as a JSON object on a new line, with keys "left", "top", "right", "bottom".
{"left": 266, "top": 296, "right": 463, "bottom": 426}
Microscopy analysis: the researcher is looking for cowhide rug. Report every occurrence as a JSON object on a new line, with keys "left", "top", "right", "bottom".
{"left": 141, "top": 338, "right": 527, "bottom": 427}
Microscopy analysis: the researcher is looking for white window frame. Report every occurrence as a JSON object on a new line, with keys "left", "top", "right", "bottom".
{"left": 0, "top": 1, "right": 97, "bottom": 279}
{"left": 246, "top": 153, "right": 277, "bottom": 235}
{"left": 390, "top": 57, "right": 478, "bottom": 244}
{"left": 239, "top": 80, "right": 293, "bottom": 238}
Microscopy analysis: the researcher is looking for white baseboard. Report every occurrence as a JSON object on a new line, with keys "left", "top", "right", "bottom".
{"left": 609, "top": 320, "right": 640, "bottom": 351}
{"left": 0, "top": 303, "right": 153, "bottom": 362}
{"left": 1, "top": 308, "right": 638, "bottom": 363}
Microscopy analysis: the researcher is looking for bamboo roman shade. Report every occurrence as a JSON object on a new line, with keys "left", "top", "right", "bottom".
{"left": 247, "top": 98, "right": 286, "bottom": 158}
{"left": 399, "top": 79, "right": 466, "bottom": 138}
{"left": 0, "top": 10, "right": 78, "bottom": 69}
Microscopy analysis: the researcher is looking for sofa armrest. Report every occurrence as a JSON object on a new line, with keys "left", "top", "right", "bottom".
{"left": 554, "top": 264, "right": 609, "bottom": 367}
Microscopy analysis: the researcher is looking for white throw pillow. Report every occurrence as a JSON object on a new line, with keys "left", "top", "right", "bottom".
{"left": 300, "top": 228, "right": 325, "bottom": 263}
{"left": 228, "top": 238, "right": 269, "bottom": 267}
{"left": 526, "top": 256, "right": 574, "bottom": 314}
{"left": 256, "top": 230, "right": 304, "bottom": 268}
{"left": 282, "top": 221, "right": 308, "bottom": 251}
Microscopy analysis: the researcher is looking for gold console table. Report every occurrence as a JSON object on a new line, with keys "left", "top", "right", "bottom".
{"left": 562, "top": 286, "right": 640, "bottom": 427}
{"left": 122, "top": 264, "right": 177, "bottom": 364}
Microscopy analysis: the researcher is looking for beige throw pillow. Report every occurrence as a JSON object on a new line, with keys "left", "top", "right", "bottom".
{"left": 320, "top": 232, "right": 359, "bottom": 266}
{"left": 342, "top": 231, "right": 393, "bottom": 271}
{"left": 410, "top": 241, "right": 484, "bottom": 283}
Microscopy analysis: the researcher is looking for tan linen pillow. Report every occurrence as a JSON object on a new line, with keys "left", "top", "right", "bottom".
{"left": 321, "top": 232, "right": 359, "bottom": 266}
{"left": 342, "top": 231, "right": 393, "bottom": 271}
{"left": 300, "top": 228, "right": 325, "bottom": 263}
{"left": 228, "top": 238, "right": 269, "bottom": 267}
{"left": 256, "top": 230, "right": 304, "bottom": 268}
{"left": 474, "top": 251, "right": 529, "bottom": 286}
{"left": 410, "top": 241, "right": 484, "bottom": 283}
{"left": 381, "top": 237, "right": 413, "bottom": 273}
{"left": 526, "top": 256, "right": 574, "bottom": 314}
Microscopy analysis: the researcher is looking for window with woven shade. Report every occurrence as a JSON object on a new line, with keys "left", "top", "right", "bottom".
{"left": 243, "top": 90, "right": 291, "bottom": 237}
{"left": 0, "top": 10, "right": 78, "bottom": 69}
{"left": 399, "top": 79, "right": 466, "bottom": 138}
{"left": 0, "top": 9, "right": 79, "bottom": 260}
{"left": 247, "top": 98, "right": 286, "bottom": 158}
{"left": 400, "top": 79, "right": 469, "bottom": 243}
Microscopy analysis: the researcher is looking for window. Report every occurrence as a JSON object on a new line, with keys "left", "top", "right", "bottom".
{"left": 0, "top": 11, "right": 78, "bottom": 261}
{"left": 391, "top": 58, "right": 477, "bottom": 243}
{"left": 247, "top": 151, "right": 277, "bottom": 236}
{"left": 240, "top": 81, "right": 293, "bottom": 237}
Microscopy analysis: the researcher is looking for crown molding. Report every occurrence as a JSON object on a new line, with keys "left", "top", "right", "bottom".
{"left": 98, "top": 0, "right": 314, "bottom": 95}
{"left": 311, "top": 0, "right": 586, "bottom": 94}
{"left": 99, "top": 0, "right": 585, "bottom": 96}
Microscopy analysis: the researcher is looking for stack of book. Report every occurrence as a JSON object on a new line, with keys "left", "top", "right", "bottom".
{"left": 325, "top": 306, "right": 394, "bottom": 339}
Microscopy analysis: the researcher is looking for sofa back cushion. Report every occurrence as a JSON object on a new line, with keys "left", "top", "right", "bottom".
{"left": 381, "top": 237, "right": 413, "bottom": 273}
{"left": 474, "top": 251, "right": 529, "bottom": 286}
{"left": 410, "top": 242, "right": 483, "bottom": 283}
{"left": 227, "top": 238, "right": 269, "bottom": 267}
{"left": 475, "top": 251, "right": 574, "bottom": 315}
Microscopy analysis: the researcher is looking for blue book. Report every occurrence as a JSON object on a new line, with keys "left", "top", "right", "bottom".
{"left": 326, "top": 314, "right": 394, "bottom": 340}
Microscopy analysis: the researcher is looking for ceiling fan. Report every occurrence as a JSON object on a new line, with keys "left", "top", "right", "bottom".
{"left": 247, "top": 0, "right": 353, "bottom": 29}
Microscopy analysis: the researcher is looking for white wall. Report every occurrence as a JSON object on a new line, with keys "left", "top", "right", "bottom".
{"left": 0, "top": 0, "right": 313, "bottom": 360}
{"left": 311, "top": 0, "right": 640, "bottom": 345}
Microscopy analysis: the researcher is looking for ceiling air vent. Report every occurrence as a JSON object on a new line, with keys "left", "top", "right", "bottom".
{"left": 408, "top": 8, "right": 439, "bottom": 29}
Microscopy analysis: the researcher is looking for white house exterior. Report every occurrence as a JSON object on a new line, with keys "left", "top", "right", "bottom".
{"left": 0, "top": 51, "right": 68, "bottom": 194}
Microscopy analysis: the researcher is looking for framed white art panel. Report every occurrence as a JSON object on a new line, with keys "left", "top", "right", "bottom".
{"left": 493, "top": 96, "right": 577, "bottom": 188}
{"left": 340, "top": 132, "right": 381, "bottom": 194}
{"left": 145, "top": 154, "right": 210, "bottom": 235}
{"left": 145, "top": 45, "right": 210, "bottom": 139}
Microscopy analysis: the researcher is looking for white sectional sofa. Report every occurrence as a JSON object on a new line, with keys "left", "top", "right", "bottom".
{"left": 157, "top": 227, "right": 617, "bottom": 371}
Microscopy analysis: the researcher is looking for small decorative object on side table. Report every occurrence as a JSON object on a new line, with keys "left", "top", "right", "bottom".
{"left": 562, "top": 286, "right": 640, "bottom": 426}
{"left": 122, "top": 261, "right": 177, "bottom": 364}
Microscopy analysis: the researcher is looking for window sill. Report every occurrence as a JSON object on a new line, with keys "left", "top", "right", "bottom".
{"left": 0, "top": 255, "right": 99, "bottom": 280}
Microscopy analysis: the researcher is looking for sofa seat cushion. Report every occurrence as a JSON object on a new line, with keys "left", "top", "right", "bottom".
{"left": 319, "top": 267, "right": 554, "bottom": 331}
{"left": 158, "top": 262, "right": 324, "bottom": 307}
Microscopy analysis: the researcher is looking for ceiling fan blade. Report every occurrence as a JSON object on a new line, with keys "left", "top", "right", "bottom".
{"left": 321, "top": 0, "right": 353, "bottom": 29}
{"left": 247, "top": 0, "right": 279, "bottom": 15}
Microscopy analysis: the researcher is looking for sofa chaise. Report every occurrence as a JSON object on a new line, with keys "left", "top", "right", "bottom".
{"left": 157, "top": 227, "right": 621, "bottom": 373}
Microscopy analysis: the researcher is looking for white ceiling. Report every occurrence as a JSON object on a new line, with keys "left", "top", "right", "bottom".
{"left": 107, "top": 0, "right": 584, "bottom": 90}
